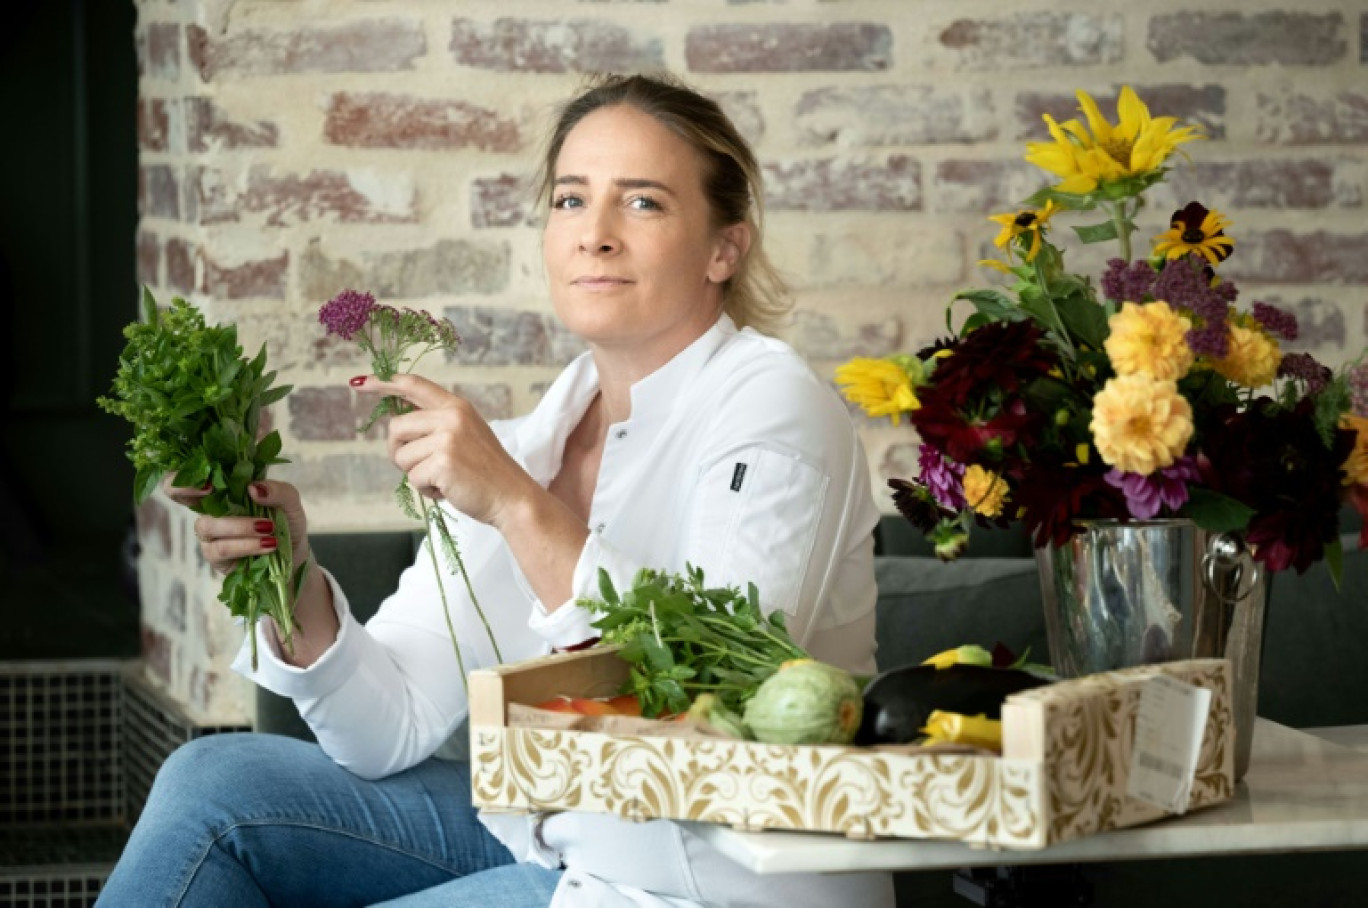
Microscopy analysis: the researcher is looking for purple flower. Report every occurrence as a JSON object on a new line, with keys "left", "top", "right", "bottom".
{"left": 1251, "top": 302, "right": 1299, "bottom": 341}
{"left": 1277, "top": 352, "right": 1331, "bottom": 394}
{"left": 918, "top": 444, "right": 967, "bottom": 510}
{"left": 1152, "top": 257, "right": 1236, "bottom": 358}
{"left": 1347, "top": 362, "right": 1368, "bottom": 417}
{"left": 319, "top": 290, "right": 377, "bottom": 341}
{"left": 1100, "top": 258, "right": 1157, "bottom": 303}
{"left": 1104, "top": 457, "right": 1201, "bottom": 520}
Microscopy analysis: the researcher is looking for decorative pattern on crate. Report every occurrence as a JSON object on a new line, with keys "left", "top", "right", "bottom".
{"left": 1014, "top": 660, "right": 1234, "bottom": 845}
{"left": 472, "top": 660, "right": 1232, "bottom": 849}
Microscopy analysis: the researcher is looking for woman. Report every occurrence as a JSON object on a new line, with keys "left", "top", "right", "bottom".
{"left": 99, "top": 73, "right": 893, "bottom": 907}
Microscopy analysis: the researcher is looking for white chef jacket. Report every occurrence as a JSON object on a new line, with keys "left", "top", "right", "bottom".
{"left": 233, "top": 314, "right": 894, "bottom": 907}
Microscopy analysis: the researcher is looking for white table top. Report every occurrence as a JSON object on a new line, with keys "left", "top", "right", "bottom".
{"left": 685, "top": 720, "right": 1368, "bottom": 874}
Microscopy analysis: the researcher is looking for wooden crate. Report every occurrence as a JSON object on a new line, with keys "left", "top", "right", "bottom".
{"left": 469, "top": 650, "right": 1234, "bottom": 849}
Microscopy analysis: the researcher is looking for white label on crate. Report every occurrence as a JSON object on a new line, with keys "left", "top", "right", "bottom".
{"left": 1126, "top": 675, "right": 1211, "bottom": 815}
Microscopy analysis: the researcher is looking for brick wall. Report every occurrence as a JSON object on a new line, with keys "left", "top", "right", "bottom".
{"left": 133, "top": 0, "right": 1368, "bottom": 720}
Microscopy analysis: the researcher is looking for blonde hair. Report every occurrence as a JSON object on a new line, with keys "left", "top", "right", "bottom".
{"left": 536, "top": 73, "right": 790, "bottom": 336}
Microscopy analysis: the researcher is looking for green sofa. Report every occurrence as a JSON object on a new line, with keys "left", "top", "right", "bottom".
{"left": 257, "top": 512, "right": 1368, "bottom": 907}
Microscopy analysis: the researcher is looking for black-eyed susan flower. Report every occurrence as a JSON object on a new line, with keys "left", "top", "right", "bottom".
{"left": 988, "top": 199, "right": 1060, "bottom": 263}
{"left": 1152, "top": 201, "right": 1235, "bottom": 265}
{"left": 1024, "top": 87, "right": 1202, "bottom": 195}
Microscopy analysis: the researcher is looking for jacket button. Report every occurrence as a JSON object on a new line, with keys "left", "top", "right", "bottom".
{"left": 615, "top": 428, "right": 628, "bottom": 439}
{"left": 594, "top": 523, "right": 605, "bottom": 534}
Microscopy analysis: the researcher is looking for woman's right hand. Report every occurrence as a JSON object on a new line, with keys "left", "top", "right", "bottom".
{"left": 164, "top": 478, "right": 311, "bottom": 576}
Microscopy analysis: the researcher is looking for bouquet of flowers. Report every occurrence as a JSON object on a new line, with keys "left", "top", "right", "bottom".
{"left": 99, "top": 291, "right": 301, "bottom": 669}
{"left": 318, "top": 290, "right": 501, "bottom": 687}
{"left": 838, "top": 87, "right": 1368, "bottom": 578}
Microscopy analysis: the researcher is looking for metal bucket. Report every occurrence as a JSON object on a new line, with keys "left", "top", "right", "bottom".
{"left": 1035, "top": 519, "right": 1270, "bottom": 780}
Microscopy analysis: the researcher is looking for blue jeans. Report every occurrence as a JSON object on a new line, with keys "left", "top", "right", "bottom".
{"left": 98, "top": 733, "right": 561, "bottom": 907}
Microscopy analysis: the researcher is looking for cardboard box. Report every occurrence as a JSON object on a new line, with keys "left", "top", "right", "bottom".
{"left": 469, "top": 649, "right": 1234, "bottom": 849}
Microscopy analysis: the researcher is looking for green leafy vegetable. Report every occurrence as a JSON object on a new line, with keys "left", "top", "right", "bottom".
{"left": 98, "top": 290, "right": 302, "bottom": 670}
{"left": 579, "top": 565, "right": 809, "bottom": 718}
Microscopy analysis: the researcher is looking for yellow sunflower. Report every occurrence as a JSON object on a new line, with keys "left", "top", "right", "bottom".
{"left": 1024, "top": 86, "right": 1202, "bottom": 195}
{"left": 835, "top": 357, "right": 921, "bottom": 426}
{"left": 1153, "top": 202, "right": 1235, "bottom": 264}
{"left": 988, "top": 200, "right": 1061, "bottom": 263}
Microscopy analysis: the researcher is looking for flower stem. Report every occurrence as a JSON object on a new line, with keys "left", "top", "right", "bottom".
{"left": 419, "top": 495, "right": 470, "bottom": 692}
{"left": 1111, "top": 200, "right": 1133, "bottom": 263}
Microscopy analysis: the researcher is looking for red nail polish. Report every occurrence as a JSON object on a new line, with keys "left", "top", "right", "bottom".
{"left": 349, "top": 376, "right": 367, "bottom": 387}
{"left": 201, "top": 482, "right": 212, "bottom": 491}
{"left": 260, "top": 536, "right": 278, "bottom": 550}
{"left": 254, "top": 520, "right": 274, "bottom": 534}
{"left": 252, "top": 483, "right": 268, "bottom": 498}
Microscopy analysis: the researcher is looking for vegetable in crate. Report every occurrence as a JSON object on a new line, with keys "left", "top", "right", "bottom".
{"left": 856, "top": 661, "right": 1051, "bottom": 747}
{"left": 581, "top": 565, "right": 811, "bottom": 718}
{"left": 743, "top": 659, "right": 863, "bottom": 746}
{"left": 97, "top": 290, "right": 301, "bottom": 670}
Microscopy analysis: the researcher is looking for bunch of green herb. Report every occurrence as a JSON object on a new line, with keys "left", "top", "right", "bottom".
{"left": 318, "top": 290, "right": 501, "bottom": 687}
{"left": 98, "top": 290, "right": 303, "bottom": 670}
{"left": 581, "top": 565, "right": 809, "bottom": 718}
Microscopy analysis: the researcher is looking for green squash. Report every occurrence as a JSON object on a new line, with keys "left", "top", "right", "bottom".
{"left": 743, "top": 660, "right": 863, "bottom": 746}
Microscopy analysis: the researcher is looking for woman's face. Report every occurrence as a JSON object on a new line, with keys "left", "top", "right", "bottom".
{"left": 543, "top": 104, "right": 746, "bottom": 366}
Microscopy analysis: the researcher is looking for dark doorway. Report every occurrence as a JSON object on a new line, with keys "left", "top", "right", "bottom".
{"left": 1, "top": 0, "right": 140, "bottom": 659}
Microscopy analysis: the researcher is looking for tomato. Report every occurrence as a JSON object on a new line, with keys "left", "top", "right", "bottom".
{"left": 606, "top": 695, "right": 642, "bottom": 717}
{"left": 532, "top": 696, "right": 580, "bottom": 714}
{"left": 531, "top": 694, "right": 642, "bottom": 716}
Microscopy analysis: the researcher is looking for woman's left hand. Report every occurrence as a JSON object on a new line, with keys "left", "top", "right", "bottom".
{"left": 355, "top": 374, "right": 535, "bottom": 527}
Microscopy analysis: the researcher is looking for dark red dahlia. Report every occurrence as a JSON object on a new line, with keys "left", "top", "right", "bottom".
{"left": 1200, "top": 398, "right": 1356, "bottom": 573}
{"left": 929, "top": 321, "right": 1057, "bottom": 406}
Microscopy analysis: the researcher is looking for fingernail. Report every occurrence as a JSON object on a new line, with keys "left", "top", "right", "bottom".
{"left": 201, "top": 482, "right": 212, "bottom": 491}
{"left": 260, "top": 536, "right": 278, "bottom": 550}
{"left": 252, "top": 483, "right": 268, "bottom": 498}
{"left": 349, "top": 376, "right": 367, "bottom": 387}
{"left": 254, "top": 520, "right": 274, "bottom": 534}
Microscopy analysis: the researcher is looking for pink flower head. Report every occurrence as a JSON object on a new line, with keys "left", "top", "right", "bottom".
{"left": 918, "top": 444, "right": 967, "bottom": 510}
{"left": 1104, "top": 457, "right": 1201, "bottom": 520}
{"left": 319, "top": 290, "right": 377, "bottom": 341}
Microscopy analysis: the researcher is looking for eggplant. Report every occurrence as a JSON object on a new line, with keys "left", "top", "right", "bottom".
{"left": 855, "top": 663, "right": 1052, "bottom": 746}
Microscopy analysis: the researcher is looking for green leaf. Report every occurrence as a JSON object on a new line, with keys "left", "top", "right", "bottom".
{"left": 256, "top": 430, "right": 282, "bottom": 464}
{"left": 1184, "top": 488, "right": 1256, "bottom": 533}
{"left": 1072, "top": 220, "right": 1119, "bottom": 244}
{"left": 1054, "top": 291, "right": 1110, "bottom": 350}
{"left": 1324, "top": 536, "right": 1343, "bottom": 591}
{"left": 134, "top": 466, "right": 162, "bottom": 504}
{"left": 597, "top": 568, "right": 620, "bottom": 606}
{"left": 259, "top": 384, "right": 291, "bottom": 407}
{"left": 141, "top": 286, "right": 158, "bottom": 324}
{"left": 951, "top": 289, "right": 1026, "bottom": 333}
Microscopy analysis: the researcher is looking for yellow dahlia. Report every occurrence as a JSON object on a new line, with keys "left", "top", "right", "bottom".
{"left": 962, "top": 465, "right": 1008, "bottom": 518}
{"left": 1152, "top": 202, "right": 1235, "bottom": 265}
{"left": 835, "top": 357, "right": 920, "bottom": 426}
{"left": 1024, "top": 86, "right": 1202, "bottom": 195}
{"left": 1104, "top": 301, "right": 1195, "bottom": 381}
{"left": 988, "top": 199, "right": 1061, "bottom": 263}
{"left": 1211, "top": 323, "right": 1280, "bottom": 388}
{"left": 1342, "top": 415, "right": 1368, "bottom": 486}
{"left": 1090, "top": 374, "right": 1194, "bottom": 475}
